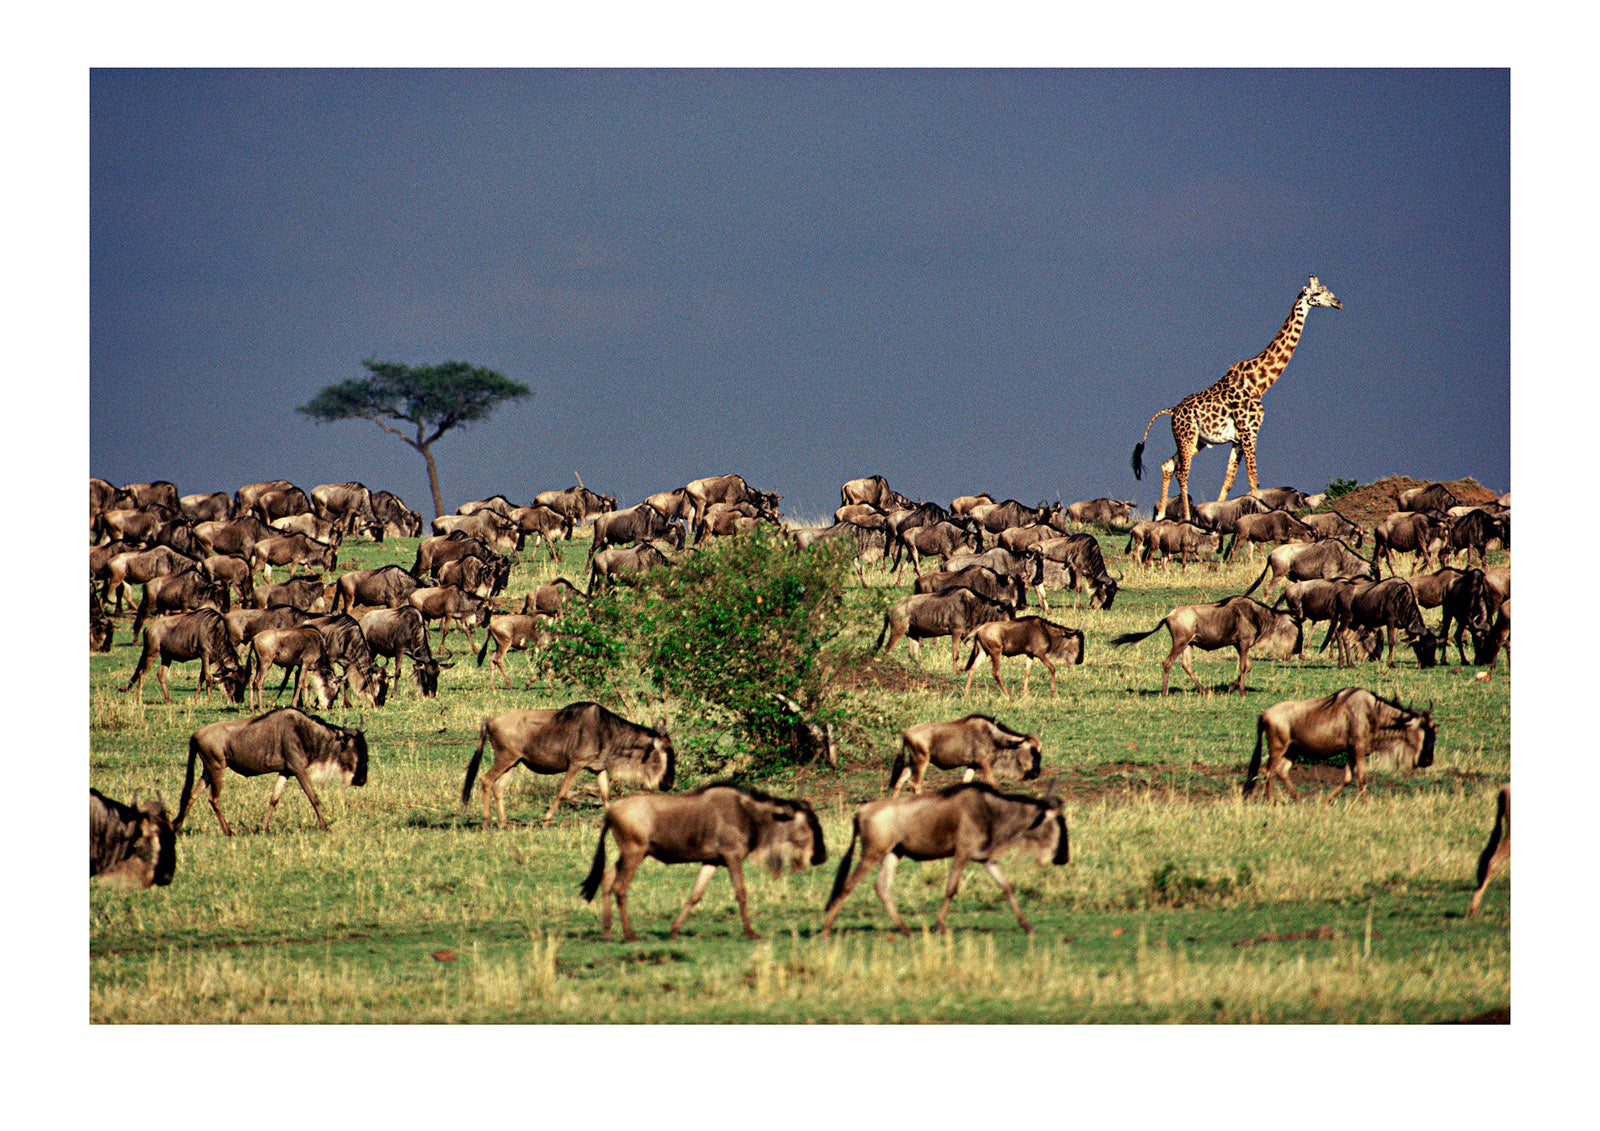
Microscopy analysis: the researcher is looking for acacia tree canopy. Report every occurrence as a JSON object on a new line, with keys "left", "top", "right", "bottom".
{"left": 298, "top": 359, "right": 530, "bottom": 519}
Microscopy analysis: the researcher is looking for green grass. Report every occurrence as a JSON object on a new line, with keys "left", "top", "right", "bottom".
{"left": 89, "top": 525, "right": 1510, "bottom": 1023}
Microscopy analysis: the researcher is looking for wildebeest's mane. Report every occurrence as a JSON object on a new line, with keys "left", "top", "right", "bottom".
{"left": 691, "top": 780, "right": 806, "bottom": 808}
{"left": 956, "top": 713, "right": 1029, "bottom": 741}
{"left": 931, "top": 781, "right": 1054, "bottom": 808}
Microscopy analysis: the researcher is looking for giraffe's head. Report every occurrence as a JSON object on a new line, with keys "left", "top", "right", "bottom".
{"left": 1303, "top": 275, "right": 1342, "bottom": 310}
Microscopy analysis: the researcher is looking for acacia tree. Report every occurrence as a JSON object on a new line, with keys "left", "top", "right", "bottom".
{"left": 298, "top": 359, "right": 530, "bottom": 519}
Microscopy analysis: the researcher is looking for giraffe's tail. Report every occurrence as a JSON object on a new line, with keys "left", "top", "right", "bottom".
{"left": 1131, "top": 409, "right": 1172, "bottom": 480}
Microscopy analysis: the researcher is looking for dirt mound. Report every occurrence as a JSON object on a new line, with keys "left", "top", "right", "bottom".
{"left": 1322, "top": 475, "right": 1503, "bottom": 529}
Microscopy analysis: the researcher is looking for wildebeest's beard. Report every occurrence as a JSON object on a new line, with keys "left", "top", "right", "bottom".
{"left": 349, "top": 732, "right": 369, "bottom": 787}
{"left": 1418, "top": 723, "right": 1437, "bottom": 768}
{"left": 1410, "top": 633, "right": 1439, "bottom": 669}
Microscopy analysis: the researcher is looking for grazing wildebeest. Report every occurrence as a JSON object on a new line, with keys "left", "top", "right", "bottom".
{"left": 521, "top": 578, "right": 584, "bottom": 617}
{"left": 200, "top": 553, "right": 254, "bottom": 608}
{"left": 962, "top": 616, "right": 1085, "bottom": 698}
{"left": 912, "top": 565, "right": 1026, "bottom": 610}
{"left": 252, "top": 485, "right": 314, "bottom": 524}
{"left": 176, "top": 708, "right": 368, "bottom": 835}
{"left": 90, "top": 789, "right": 176, "bottom": 888}
{"left": 1138, "top": 519, "right": 1224, "bottom": 570}
{"left": 1468, "top": 785, "right": 1510, "bottom": 916}
{"left": 1373, "top": 511, "right": 1449, "bottom": 576}
{"left": 192, "top": 515, "right": 274, "bottom": 559}
{"left": 505, "top": 504, "right": 569, "bottom": 558}
{"left": 1031, "top": 534, "right": 1120, "bottom": 610}
{"left": 1439, "top": 507, "right": 1509, "bottom": 568}
{"left": 682, "top": 474, "right": 780, "bottom": 538}
{"left": 248, "top": 625, "right": 343, "bottom": 711}
{"left": 1271, "top": 578, "right": 1373, "bottom": 658}
{"left": 234, "top": 479, "right": 296, "bottom": 516}
{"left": 370, "top": 490, "right": 422, "bottom": 538}
{"left": 1477, "top": 598, "right": 1510, "bottom": 671}
{"left": 1300, "top": 509, "right": 1363, "bottom": 546}
{"left": 1242, "top": 538, "right": 1378, "bottom": 599}
{"left": 1223, "top": 510, "right": 1316, "bottom": 562}
{"left": 822, "top": 783, "right": 1069, "bottom": 937}
{"left": 335, "top": 565, "right": 422, "bottom": 613}
{"left": 1482, "top": 566, "right": 1510, "bottom": 606}
{"left": 1065, "top": 498, "right": 1137, "bottom": 526}
{"left": 1325, "top": 577, "right": 1440, "bottom": 669}
{"left": 476, "top": 612, "right": 553, "bottom": 689}
{"left": 358, "top": 606, "right": 444, "bottom": 696}
{"left": 841, "top": 475, "right": 914, "bottom": 511}
{"left": 1422, "top": 568, "right": 1497, "bottom": 664}
{"left": 300, "top": 614, "right": 390, "bottom": 708}
{"left": 1395, "top": 481, "right": 1462, "bottom": 513}
{"left": 102, "top": 545, "right": 199, "bottom": 612}
{"left": 535, "top": 484, "right": 618, "bottom": 531}
{"left": 311, "top": 482, "right": 379, "bottom": 537}
{"left": 460, "top": 702, "right": 676, "bottom": 827}
{"left": 1243, "top": 687, "right": 1437, "bottom": 802}
{"left": 431, "top": 509, "right": 523, "bottom": 553}
{"left": 889, "top": 714, "right": 1042, "bottom": 793}
{"left": 121, "top": 609, "right": 249, "bottom": 703}
{"left": 91, "top": 585, "right": 114, "bottom": 652}
{"left": 130, "top": 567, "right": 229, "bottom": 641}
{"left": 581, "top": 783, "right": 825, "bottom": 942}
{"left": 249, "top": 531, "right": 337, "bottom": 581}
{"left": 1112, "top": 596, "right": 1302, "bottom": 695}
{"left": 249, "top": 578, "right": 334, "bottom": 614}
{"left": 589, "top": 543, "right": 673, "bottom": 594}
{"left": 875, "top": 587, "right": 1017, "bottom": 671}
{"left": 411, "top": 532, "right": 496, "bottom": 579}
{"left": 408, "top": 585, "right": 494, "bottom": 649}
{"left": 589, "top": 502, "right": 687, "bottom": 557}
{"left": 436, "top": 551, "right": 512, "bottom": 599}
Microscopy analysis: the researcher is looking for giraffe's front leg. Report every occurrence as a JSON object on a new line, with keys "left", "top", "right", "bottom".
{"left": 1240, "top": 434, "right": 1261, "bottom": 494}
{"left": 1218, "top": 445, "right": 1242, "bottom": 501}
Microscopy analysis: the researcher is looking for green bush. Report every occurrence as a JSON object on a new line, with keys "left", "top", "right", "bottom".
{"left": 544, "top": 528, "right": 857, "bottom": 776}
{"left": 1324, "top": 476, "right": 1361, "bottom": 500}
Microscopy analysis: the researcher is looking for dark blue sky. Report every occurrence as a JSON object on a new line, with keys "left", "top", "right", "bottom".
{"left": 91, "top": 69, "right": 1508, "bottom": 518}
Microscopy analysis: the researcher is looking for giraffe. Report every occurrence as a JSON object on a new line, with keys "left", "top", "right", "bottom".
{"left": 1131, "top": 275, "right": 1341, "bottom": 523}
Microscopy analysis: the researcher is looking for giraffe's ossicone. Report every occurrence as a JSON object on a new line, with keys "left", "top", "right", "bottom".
{"left": 1131, "top": 275, "right": 1341, "bottom": 522}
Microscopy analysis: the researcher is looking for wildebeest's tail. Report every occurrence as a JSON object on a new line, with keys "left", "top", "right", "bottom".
{"left": 175, "top": 735, "right": 202, "bottom": 832}
{"left": 1242, "top": 718, "right": 1267, "bottom": 797}
{"left": 476, "top": 631, "right": 491, "bottom": 666}
{"left": 1240, "top": 559, "right": 1272, "bottom": 598}
{"left": 580, "top": 814, "right": 612, "bottom": 902}
{"left": 1110, "top": 623, "right": 1162, "bottom": 648}
{"left": 826, "top": 817, "right": 861, "bottom": 910}
{"left": 118, "top": 637, "right": 154, "bottom": 693}
{"left": 459, "top": 719, "right": 490, "bottom": 807}
{"left": 872, "top": 611, "right": 892, "bottom": 653}
{"left": 1131, "top": 408, "right": 1171, "bottom": 481}
{"left": 887, "top": 744, "right": 908, "bottom": 792}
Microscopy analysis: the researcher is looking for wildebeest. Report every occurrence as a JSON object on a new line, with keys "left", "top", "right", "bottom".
{"left": 91, "top": 584, "right": 114, "bottom": 652}
{"left": 335, "top": 564, "right": 422, "bottom": 613}
{"left": 699, "top": 501, "right": 771, "bottom": 540}
{"left": 234, "top": 479, "right": 297, "bottom": 516}
{"left": 950, "top": 492, "right": 994, "bottom": 516}
{"left": 1243, "top": 687, "right": 1437, "bottom": 802}
{"left": 1137, "top": 519, "right": 1224, "bottom": 569}
{"left": 370, "top": 490, "right": 422, "bottom": 538}
{"left": 1300, "top": 509, "right": 1363, "bottom": 546}
{"left": 436, "top": 551, "right": 512, "bottom": 599}
{"left": 121, "top": 609, "right": 249, "bottom": 703}
{"left": 192, "top": 515, "right": 274, "bottom": 559}
{"left": 460, "top": 702, "right": 676, "bottom": 827}
{"left": 1271, "top": 578, "right": 1373, "bottom": 658}
{"left": 249, "top": 531, "right": 337, "bottom": 581}
{"left": 116, "top": 479, "right": 182, "bottom": 513}
{"left": 505, "top": 504, "right": 569, "bottom": 559}
{"left": 311, "top": 481, "right": 379, "bottom": 537}
{"left": 589, "top": 543, "right": 673, "bottom": 594}
{"left": 971, "top": 498, "right": 1066, "bottom": 536}
{"left": 1468, "top": 785, "right": 1510, "bottom": 916}
{"left": 91, "top": 789, "right": 176, "bottom": 888}
{"left": 642, "top": 487, "right": 693, "bottom": 525}
{"left": 1478, "top": 598, "right": 1510, "bottom": 671}
{"left": 408, "top": 585, "right": 494, "bottom": 648}
{"left": 224, "top": 604, "right": 315, "bottom": 648}
{"left": 248, "top": 625, "right": 343, "bottom": 711}
{"left": 1373, "top": 511, "right": 1449, "bottom": 576}
{"left": 176, "top": 708, "right": 368, "bottom": 835}
{"left": 358, "top": 606, "right": 444, "bottom": 696}
{"left": 841, "top": 475, "right": 914, "bottom": 511}
{"left": 521, "top": 578, "right": 585, "bottom": 617}
{"left": 1439, "top": 507, "right": 1509, "bottom": 568}
{"left": 476, "top": 612, "right": 553, "bottom": 689}
{"left": 1417, "top": 567, "right": 1496, "bottom": 664}
{"left": 1246, "top": 486, "right": 1312, "bottom": 512}
{"left": 1223, "top": 510, "right": 1316, "bottom": 562}
{"left": 535, "top": 484, "right": 618, "bottom": 531}
{"left": 269, "top": 512, "right": 346, "bottom": 548}
{"left": 1242, "top": 538, "right": 1378, "bottom": 599}
{"left": 200, "top": 553, "right": 255, "bottom": 608}
{"left": 411, "top": 532, "right": 496, "bottom": 579}
{"left": 100, "top": 506, "right": 178, "bottom": 547}
{"left": 1112, "top": 596, "right": 1302, "bottom": 695}
{"left": 456, "top": 494, "right": 515, "bottom": 518}
{"left": 889, "top": 714, "right": 1042, "bottom": 793}
{"left": 130, "top": 567, "right": 229, "bottom": 641}
{"left": 682, "top": 474, "right": 780, "bottom": 538}
{"left": 1031, "top": 534, "right": 1120, "bottom": 610}
{"left": 252, "top": 484, "right": 314, "bottom": 524}
{"left": 1065, "top": 497, "right": 1137, "bottom": 526}
{"left": 875, "top": 586, "right": 1017, "bottom": 671}
{"left": 580, "top": 783, "right": 825, "bottom": 942}
{"left": 962, "top": 616, "right": 1085, "bottom": 698}
{"left": 430, "top": 509, "right": 522, "bottom": 553}
{"left": 590, "top": 502, "right": 687, "bottom": 557}
{"left": 943, "top": 546, "right": 1044, "bottom": 588}
{"left": 1395, "top": 481, "right": 1462, "bottom": 513}
{"left": 249, "top": 577, "right": 334, "bottom": 614}
{"left": 102, "top": 545, "right": 199, "bottom": 612}
{"left": 912, "top": 565, "right": 1026, "bottom": 610}
{"left": 822, "top": 783, "right": 1069, "bottom": 936}
{"left": 301, "top": 614, "right": 390, "bottom": 708}
{"left": 796, "top": 521, "right": 892, "bottom": 584}
{"left": 1325, "top": 577, "right": 1440, "bottom": 669}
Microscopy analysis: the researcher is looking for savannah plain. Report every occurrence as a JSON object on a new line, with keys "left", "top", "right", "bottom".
{"left": 88, "top": 477, "right": 1510, "bottom": 1024}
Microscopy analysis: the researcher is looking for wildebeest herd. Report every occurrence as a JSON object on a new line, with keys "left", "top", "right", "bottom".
{"left": 90, "top": 467, "right": 1511, "bottom": 935}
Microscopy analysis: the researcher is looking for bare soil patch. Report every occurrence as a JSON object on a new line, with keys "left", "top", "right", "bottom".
{"left": 1322, "top": 475, "right": 1503, "bottom": 529}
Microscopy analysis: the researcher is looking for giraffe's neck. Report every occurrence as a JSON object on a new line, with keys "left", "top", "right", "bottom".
{"left": 1234, "top": 293, "right": 1310, "bottom": 400}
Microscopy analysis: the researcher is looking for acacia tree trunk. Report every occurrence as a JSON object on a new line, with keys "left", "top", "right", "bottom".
{"left": 418, "top": 441, "right": 444, "bottom": 521}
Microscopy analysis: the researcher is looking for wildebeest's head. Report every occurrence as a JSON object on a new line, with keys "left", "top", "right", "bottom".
{"left": 413, "top": 657, "right": 441, "bottom": 697}
{"left": 117, "top": 794, "right": 177, "bottom": 888}
{"left": 1048, "top": 626, "right": 1086, "bottom": 667}
{"left": 1407, "top": 630, "right": 1440, "bottom": 669}
{"left": 1091, "top": 576, "right": 1120, "bottom": 611}
{"left": 218, "top": 667, "right": 249, "bottom": 704}
{"left": 1263, "top": 612, "right": 1304, "bottom": 659}
{"left": 1021, "top": 796, "right": 1070, "bottom": 866}
{"left": 1374, "top": 709, "right": 1437, "bottom": 772}
{"left": 314, "top": 725, "right": 368, "bottom": 788}
{"left": 606, "top": 728, "right": 677, "bottom": 794}
{"left": 757, "top": 800, "right": 828, "bottom": 875}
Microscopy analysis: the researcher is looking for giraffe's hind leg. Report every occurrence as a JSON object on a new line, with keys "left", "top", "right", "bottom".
{"left": 1219, "top": 445, "right": 1243, "bottom": 500}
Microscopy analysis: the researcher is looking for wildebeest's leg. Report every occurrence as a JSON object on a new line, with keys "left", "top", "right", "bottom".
{"left": 543, "top": 763, "right": 588, "bottom": 824}
{"left": 286, "top": 764, "right": 331, "bottom": 831}
{"left": 1042, "top": 656, "right": 1058, "bottom": 698}
{"left": 1234, "top": 644, "right": 1251, "bottom": 694}
{"left": 1468, "top": 788, "right": 1510, "bottom": 916}
{"left": 610, "top": 846, "right": 647, "bottom": 942}
{"left": 157, "top": 662, "right": 175, "bottom": 704}
{"left": 203, "top": 769, "right": 234, "bottom": 836}
{"left": 594, "top": 768, "right": 610, "bottom": 808}
{"left": 1171, "top": 643, "right": 1204, "bottom": 695}
{"left": 934, "top": 854, "right": 971, "bottom": 935}
{"left": 262, "top": 774, "right": 294, "bottom": 832}
{"left": 725, "top": 856, "right": 761, "bottom": 940}
{"left": 668, "top": 863, "right": 720, "bottom": 938}
{"left": 1385, "top": 624, "right": 1397, "bottom": 669}
{"left": 872, "top": 852, "right": 910, "bottom": 936}
{"left": 982, "top": 860, "right": 1033, "bottom": 934}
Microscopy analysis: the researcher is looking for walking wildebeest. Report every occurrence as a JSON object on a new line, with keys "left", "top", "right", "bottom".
{"left": 460, "top": 702, "right": 677, "bottom": 827}
{"left": 225, "top": 604, "right": 316, "bottom": 648}
{"left": 248, "top": 625, "right": 343, "bottom": 712}
{"left": 249, "top": 531, "right": 337, "bottom": 581}
{"left": 589, "top": 543, "right": 673, "bottom": 594}
{"left": 1175, "top": 494, "right": 1272, "bottom": 532}
{"left": 1246, "top": 486, "right": 1313, "bottom": 512}
{"left": 193, "top": 515, "right": 274, "bottom": 559}
{"left": 535, "top": 484, "right": 618, "bottom": 531}
{"left": 358, "top": 606, "right": 444, "bottom": 696}
{"left": 1373, "top": 511, "right": 1449, "bottom": 576}
{"left": 122, "top": 609, "right": 249, "bottom": 703}
{"left": 1243, "top": 687, "right": 1437, "bottom": 802}
{"left": 1137, "top": 519, "right": 1224, "bottom": 570}
{"left": 889, "top": 714, "right": 1042, "bottom": 793}
{"left": 252, "top": 485, "right": 314, "bottom": 524}
{"left": 504, "top": 504, "right": 568, "bottom": 559}
{"left": 894, "top": 521, "right": 982, "bottom": 579}
{"left": 176, "top": 708, "right": 368, "bottom": 835}
{"left": 1031, "top": 534, "right": 1120, "bottom": 610}
{"left": 91, "top": 789, "right": 176, "bottom": 888}
{"left": 841, "top": 475, "right": 914, "bottom": 511}
{"left": 1271, "top": 578, "right": 1380, "bottom": 659}
{"left": 822, "top": 783, "right": 1070, "bottom": 936}
{"left": 589, "top": 502, "right": 687, "bottom": 557}
{"left": 1065, "top": 498, "right": 1137, "bottom": 526}
{"left": 335, "top": 564, "right": 422, "bottom": 613}
{"left": 682, "top": 474, "right": 780, "bottom": 539}
{"left": 875, "top": 587, "right": 1017, "bottom": 671}
{"left": 102, "top": 544, "right": 199, "bottom": 612}
{"left": 476, "top": 612, "right": 553, "bottom": 689}
{"left": 1241, "top": 538, "right": 1377, "bottom": 599}
{"left": 962, "top": 617, "right": 1085, "bottom": 698}
{"left": 1222, "top": 510, "right": 1316, "bottom": 562}
{"left": 408, "top": 584, "right": 494, "bottom": 649}
{"left": 580, "top": 783, "right": 825, "bottom": 942}
{"left": 1112, "top": 596, "right": 1302, "bottom": 695}
{"left": 1324, "top": 577, "right": 1440, "bottom": 669}
{"left": 1468, "top": 785, "right": 1510, "bottom": 916}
